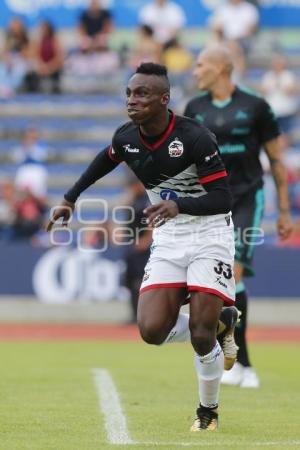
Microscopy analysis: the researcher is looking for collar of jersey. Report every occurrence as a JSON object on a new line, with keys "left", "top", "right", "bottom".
{"left": 212, "top": 97, "right": 232, "bottom": 108}
{"left": 139, "top": 111, "right": 176, "bottom": 151}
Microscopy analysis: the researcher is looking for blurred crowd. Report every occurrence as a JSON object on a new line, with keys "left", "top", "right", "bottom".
{"left": 0, "top": 0, "right": 300, "bottom": 247}
{"left": 0, "top": 0, "right": 298, "bottom": 97}
{"left": 0, "top": 0, "right": 263, "bottom": 96}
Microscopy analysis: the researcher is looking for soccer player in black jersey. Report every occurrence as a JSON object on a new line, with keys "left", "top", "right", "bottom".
{"left": 184, "top": 44, "right": 293, "bottom": 388}
{"left": 47, "top": 63, "right": 238, "bottom": 431}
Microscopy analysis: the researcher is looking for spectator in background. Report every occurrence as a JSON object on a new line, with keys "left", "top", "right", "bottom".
{"left": 4, "top": 17, "right": 30, "bottom": 56}
{"left": 13, "top": 127, "right": 48, "bottom": 165}
{"left": 162, "top": 38, "right": 193, "bottom": 74}
{"left": 124, "top": 176, "right": 152, "bottom": 322}
{"left": 78, "top": 0, "right": 113, "bottom": 52}
{"left": 14, "top": 127, "right": 48, "bottom": 208}
{"left": 209, "top": 0, "right": 259, "bottom": 51}
{"left": 162, "top": 37, "right": 193, "bottom": 96}
{"left": 25, "top": 20, "right": 64, "bottom": 93}
{"left": 139, "top": 0, "right": 186, "bottom": 48}
{"left": 260, "top": 55, "right": 298, "bottom": 150}
{"left": 1, "top": 127, "right": 49, "bottom": 241}
{"left": 209, "top": 0, "right": 259, "bottom": 78}
{"left": 0, "top": 181, "right": 16, "bottom": 240}
{"left": 128, "top": 25, "right": 162, "bottom": 70}
{"left": 65, "top": 0, "right": 118, "bottom": 84}
{"left": 13, "top": 188, "right": 47, "bottom": 239}
{"left": 0, "top": 17, "right": 31, "bottom": 97}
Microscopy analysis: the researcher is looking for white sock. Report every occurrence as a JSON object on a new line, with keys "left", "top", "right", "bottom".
{"left": 163, "top": 313, "right": 190, "bottom": 343}
{"left": 194, "top": 341, "right": 224, "bottom": 408}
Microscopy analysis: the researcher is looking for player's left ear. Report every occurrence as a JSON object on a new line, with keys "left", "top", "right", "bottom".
{"left": 161, "top": 92, "right": 170, "bottom": 105}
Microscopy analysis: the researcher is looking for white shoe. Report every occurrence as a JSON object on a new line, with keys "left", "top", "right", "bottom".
{"left": 240, "top": 367, "right": 260, "bottom": 388}
{"left": 221, "top": 362, "right": 244, "bottom": 385}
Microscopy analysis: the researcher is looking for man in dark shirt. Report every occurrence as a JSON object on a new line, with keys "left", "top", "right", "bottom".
{"left": 78, "top": 0, "right": 113, "bottom": 52}
{"left": 184, "top": 44, "right": 293, "bottom": 388}
{"left": 47, "top": 63, "right": 237, "bottom": 431}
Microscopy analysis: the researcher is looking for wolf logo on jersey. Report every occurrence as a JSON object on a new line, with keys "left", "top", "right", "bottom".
{"left": 168, "top": 138, "right": 184, "bottom": 157}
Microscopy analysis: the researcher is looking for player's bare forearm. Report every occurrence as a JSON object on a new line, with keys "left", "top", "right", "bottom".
{"left": 269, "top": 158, "right": 290, "bottom": 212}
{"left": 265, "top": 139, "right": 289, "bottom": 212}
{"left": 265, "top": 138, "right": 293, "bottom": 239}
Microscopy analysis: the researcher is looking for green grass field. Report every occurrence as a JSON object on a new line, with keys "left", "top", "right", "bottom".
{"left": 0, "top": 341, "right": 300, "bottom": 450}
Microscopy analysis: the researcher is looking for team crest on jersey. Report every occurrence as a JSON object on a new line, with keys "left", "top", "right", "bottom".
{"left": 168, "top": 138, "right": 184, "bottom": 157}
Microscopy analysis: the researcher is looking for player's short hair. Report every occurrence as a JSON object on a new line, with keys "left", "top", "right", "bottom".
{"left": 136, "top": 62, "right": 168, "bottom": 77}
{"left": 135, "top": 63, "right": 170, "bottom": 91}
{"left": 202, "top": 44, "right": 234, "bottom": 75}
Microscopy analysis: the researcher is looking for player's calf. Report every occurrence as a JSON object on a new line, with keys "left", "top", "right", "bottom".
{"left": 217, "top": 306, "right": 240, "bottom": 370}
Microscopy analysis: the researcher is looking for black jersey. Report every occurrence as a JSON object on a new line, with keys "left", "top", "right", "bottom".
{"left": 109, "top": 112, "right": 226, "bottom": 204}
{"left": 184, "top": 86, "right": 280, "bottom": 197}
{"left": 65, "top": 111, "right": 232, "bottom": 219}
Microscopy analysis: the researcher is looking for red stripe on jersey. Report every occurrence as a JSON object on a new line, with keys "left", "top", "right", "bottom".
{"left": 199, "top": 170, "right": 227, "bottom": 184}
{"left": 108, "top": 145, "right": 121, "bottom": 163}
{"left": 140, "top": 282, "right": 187, "bottom": 293}
{"left": 187, "top": 285, "right": 234, "bottom": 306}
{"left": 139, "top": 112, "right": 176, "bottom": 151}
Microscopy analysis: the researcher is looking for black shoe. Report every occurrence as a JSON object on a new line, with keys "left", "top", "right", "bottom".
{"left": 190, "top": 404, "right": 218, "bottom": 431}
{"left": 217, "top": 306, "right": 240, "bottom": 370}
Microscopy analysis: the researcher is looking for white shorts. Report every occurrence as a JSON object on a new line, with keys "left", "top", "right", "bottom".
{"left": 140, "top": 217, "right": 235, "bottom": 306}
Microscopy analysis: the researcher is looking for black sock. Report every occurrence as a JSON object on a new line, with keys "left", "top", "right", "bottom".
{"left": 235, "top": 289, "right": 251, "bottom": 367}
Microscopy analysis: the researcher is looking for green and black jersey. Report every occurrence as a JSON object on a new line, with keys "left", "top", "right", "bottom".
{"left": 184, "top": 86, "right": 280, "bottom": 199}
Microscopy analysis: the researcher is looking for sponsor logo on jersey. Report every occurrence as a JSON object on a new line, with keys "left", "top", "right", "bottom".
{"left": 123, "top": 144, "right": 140, "bottom": 153}
{"left": 235, "top": 110, "right": 248, "bottom": 120}
{"left": 195, "top": 113, "right": 205, "bottom": 122}
{"left": 204, "top": 150, "right": 218, "bottom": 162}
{"left": 231, "top": 127, "right": 250, "bottom": 135}
{"left": 219, "top": 144, "right": 246, "bottom": 154}
{"left": 168, "top": 138, "right": 184, "bottom": 157}
{"left": 160, "top": 189, "right": 178, "bottom": 200}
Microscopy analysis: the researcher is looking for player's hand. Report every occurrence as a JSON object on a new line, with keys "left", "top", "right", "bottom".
{"left": 277, "top": 211, "right": 293, "bottom": 240}
{"left": 46, "top": 199, "right": 75, "bottom": 232}
{"left": 143, "top": 200, "right": 179, "bottom": 228}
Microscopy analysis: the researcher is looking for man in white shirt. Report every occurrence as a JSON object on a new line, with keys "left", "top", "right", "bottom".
{"left": 210, "top": 0, "right": 259, "bottom": 52}
{"left": 139, "top": 0, "right": 186, "bottom": 46}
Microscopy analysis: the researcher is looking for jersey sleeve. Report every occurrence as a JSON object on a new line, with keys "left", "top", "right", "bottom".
{"left": 64, "top": 146, "right": 119, "bottom": 203}
{"left": 190, "top": 129, "right": 227, "bottom": 185}
{"left": 109, "top": 128, "right": 125, "bottom": 163}
{"left": 255, "top": 98, "right": 281, "bottom": 144}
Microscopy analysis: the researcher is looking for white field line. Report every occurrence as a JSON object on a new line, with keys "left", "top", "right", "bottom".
{"left": 92, "top": 368, "right": 299, "bottom": 447}
{"left": 92, "top": 368, "right": 134, "bottom": 445}
{"left": 138, "top": 441, "right": 300, "bottom": 447}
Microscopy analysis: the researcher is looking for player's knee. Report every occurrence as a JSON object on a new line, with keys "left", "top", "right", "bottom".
{"left": 138, "top": 319, "right": 166, "bottom": 345}
{"left": 190, "top": 322, "right": 215, "bottom": 355}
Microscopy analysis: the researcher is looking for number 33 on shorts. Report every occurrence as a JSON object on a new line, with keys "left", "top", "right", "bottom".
{"left": 214, "top": 261, "right": 233, "bottom": 280}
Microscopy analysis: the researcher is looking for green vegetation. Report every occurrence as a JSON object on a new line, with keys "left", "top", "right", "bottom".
{"left": 0, "top": 341, "right": 299, "bottom": 450}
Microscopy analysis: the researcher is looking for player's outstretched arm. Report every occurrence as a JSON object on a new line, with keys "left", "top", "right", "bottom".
{"left": 46, "top": 199, "right": 75, "bottom": 232}
{"left": 46, "top": 145, "right": 119, "bottom": 232}
{"left": 264, "top": 138, "right": 294, "bottom": 240}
